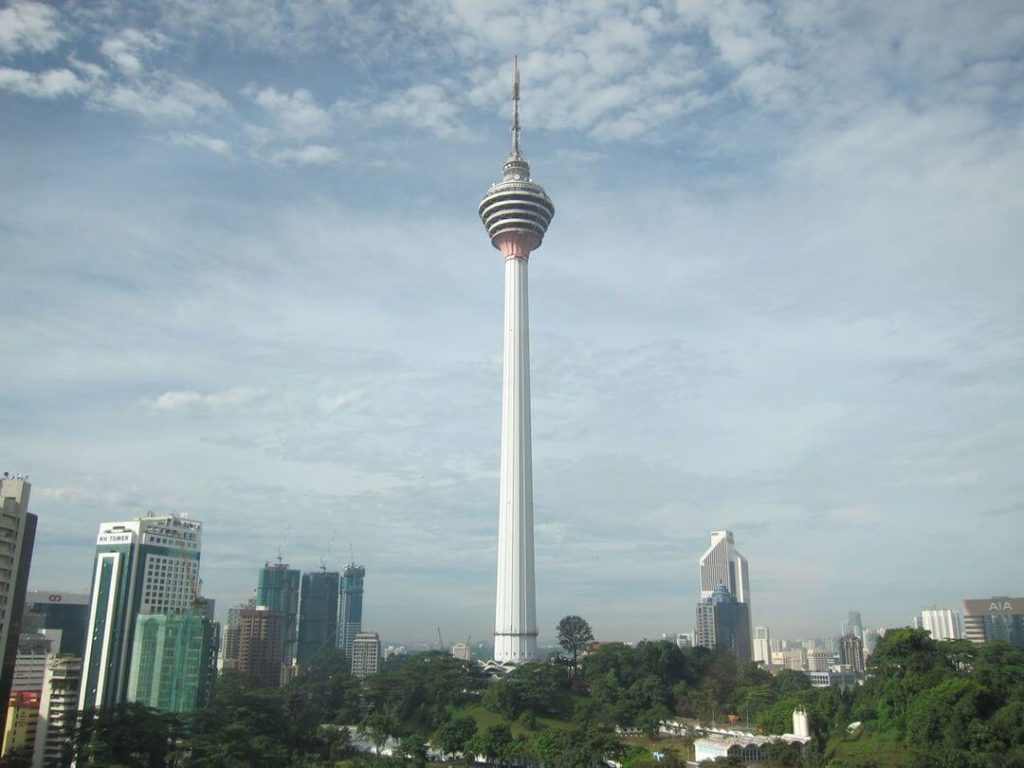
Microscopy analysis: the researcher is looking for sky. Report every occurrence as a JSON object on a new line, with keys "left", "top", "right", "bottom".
{"left": 1, "top": 0, "right": 1022, "bottom": 647}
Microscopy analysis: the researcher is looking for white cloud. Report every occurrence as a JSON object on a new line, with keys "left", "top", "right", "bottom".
{"left": 168, "top": 131, "right": 230, "bottom": 154}
{"left": 148, "top": 388, "right": 262, "bottom": 411}
{"left": 268, "top": 143, "right": 341, "bottom": 166}
{"left": 94, "top": 75, "right": 226, "bottom": 120}
{"left": 336, "top": 83, "right": 466, "bottom": 139}
{"left": 0, "top": 66, "right": 86, "bottom": 98}
{"left": 100, "top": 29, "right": 164, "bottom": 77}
{"left": 0, "top": 1, "right": 63, "bottom": 55}
{"left": 247, "top": 85, "right": 332, "bottom": 140}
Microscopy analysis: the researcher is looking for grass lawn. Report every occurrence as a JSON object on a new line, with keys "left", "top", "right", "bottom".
{"left": 448, "top": 704, "right": 571, "bottom": 738}
{"left": 826, "top": 725, "right": 913, "bottom": 767}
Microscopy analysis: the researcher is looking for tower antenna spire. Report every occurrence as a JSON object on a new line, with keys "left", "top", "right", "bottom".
{"left": 511, "top": 55, "right": 521, "bottom": 159}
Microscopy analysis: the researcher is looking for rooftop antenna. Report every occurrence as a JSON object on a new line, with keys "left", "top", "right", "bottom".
{"left": 511, "top": 55, "right": 521, "bottom": 159}
{"left": 277, "top": 523, "right": 292, "bottom": 565}
{"left": 349, "top": 542, "right": 355, "bottom": 566}
{"left": 321, "top": 533, "right": 335, "bottom": 572}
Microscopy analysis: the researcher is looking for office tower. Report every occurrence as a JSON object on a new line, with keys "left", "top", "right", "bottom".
{"left": 479, "top": 59, "right": 555, "bottom": 666}
{"left": 918, "top": 608, "right": 963, "bottom": 641}
{"left": 840, "top": 633, "right": 865, "bottom": 675}
{"left": 21, "top": 593, "right": 89, "bottom": 658}
{"left": 753, "top": 626, "right": 771, "bottom": 664}
{"left": 78, "top": 513, "right": 202, "bottom": 710}
{"left": 256, "top": 563, "right": 300, "bottom": 665}
{"left": 338, "top": 562, "right": 366, "bottom": 661}
{"left": 0, "top": 476, "right": 38, "bottom": 737}
{"left": 699, "top": 531, "right": 750, "bottom": 603}
{"left": 806, "top": 649, "right": 831, "bottom": 672}
{"left": 34, "top": 655, "right": 81, "bottom": 768}
{"left": 297, "top": 570, "right": 340, "bottom": 667}
{"left": 238, "top": 607, "right": 285, "bottom": 687}
{"left": 126, "top": 611, "right": 216, "bottom": 712}
{"left": 350, "top": 632, "right": 381, "bottom": 679}
{"left": 963, "top": 597, "right": 1024, "bottom": 647}
{"left": 694, "top": 584, "right": 752, "bottom": 662}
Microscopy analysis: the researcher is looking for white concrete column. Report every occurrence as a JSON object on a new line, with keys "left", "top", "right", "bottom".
{"left": 494, "top": 236, "right": 537, "bottom": 663}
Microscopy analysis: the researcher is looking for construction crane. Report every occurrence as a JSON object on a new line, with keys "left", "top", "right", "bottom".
{"left": 437, "top": 627, "right": 444, "bottom": 652}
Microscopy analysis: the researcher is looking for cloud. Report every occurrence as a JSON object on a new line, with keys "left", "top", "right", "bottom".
{"left": 168, "top": 130, "right": 230, "bottom": 154}
{"left": 335, "top": 83, "right": 466, "bottom": 139}
{"left": 100, "top": 29, "right": 164, "bottom": 77}
{"left": 0, "top": 1, "right": 63, "bottom": 55}
{"left": 247, "top": 85, "right": 332, "bottom": 140}
{"left": 147, "top": 388, "right": 262, "bottom": 411}
{"left": 0, "top": 66, "right": 87, "bottom": 98}
{"left": 268, "top": 144, "right": 340, "bottom": 166}
{"left": 93, "top": 74, "right": 226, "bottom": 120}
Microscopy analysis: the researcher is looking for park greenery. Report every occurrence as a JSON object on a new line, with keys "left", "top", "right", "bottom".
{"left": 47, "top": 622, "right": 1024, "bottom": 768}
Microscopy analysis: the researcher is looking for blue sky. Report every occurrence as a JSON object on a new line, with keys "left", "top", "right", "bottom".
{"left": 2, "top": 0, "right": 1022, "bottom": 646}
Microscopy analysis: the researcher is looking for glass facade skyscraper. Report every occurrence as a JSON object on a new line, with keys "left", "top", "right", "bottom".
{"left": 297, "top": 570, "right": 339, "bottom": 667}
{"left": 126, "top": 611, "right": 216, "bottom": 712}
{"left": 338, "top": 563, "right": 365, "bottom": 661}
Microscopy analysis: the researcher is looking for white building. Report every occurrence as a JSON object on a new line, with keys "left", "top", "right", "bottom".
{"left": 33, "top": 656, "right": 82, "bottom": 768}
{"left": 699, "top": 531, "right": 750, "bottom": 603}
{"left": 753, "top": 627, "right": 771, "bottom": 664}
{"left": 916, "top": 608, "right": 963, "bottom": 641}
{"left": 450, "top": 643, "right": 471, "bottom": 662}
{"left": 351, "top": 632, "right": 381, "bottom": 678}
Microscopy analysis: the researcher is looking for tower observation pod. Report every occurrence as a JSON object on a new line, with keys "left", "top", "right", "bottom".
{"left": 479, "top": 57, "right": 554, "bottom": 665}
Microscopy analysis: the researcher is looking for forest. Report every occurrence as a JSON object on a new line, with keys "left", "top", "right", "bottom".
{"left": 11, "top": 627, "right": 1021, "bottom": 768}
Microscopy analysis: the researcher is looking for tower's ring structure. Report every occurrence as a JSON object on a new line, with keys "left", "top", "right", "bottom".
{"left": 479, "top": 158, "right": 555, "bottom": 254}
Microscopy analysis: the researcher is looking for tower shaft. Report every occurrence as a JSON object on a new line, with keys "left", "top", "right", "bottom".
{"left": 494, "top": 236, "right": 537, "bottom": 663}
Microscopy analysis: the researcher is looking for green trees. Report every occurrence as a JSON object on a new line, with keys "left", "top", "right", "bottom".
{"left": 434, "top": 715, "right": 477, "bottom": 758}
{"left": 72, "top": 704, "right": 176, "bottom": 768}
{"left": 558, "top": 616, "right": 595, "bottom": 676}
{"left": 483, "top": 662, "right": 570, "bottom": 719}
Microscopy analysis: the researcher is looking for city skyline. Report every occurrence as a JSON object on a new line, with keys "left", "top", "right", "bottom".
{"left": 2, "top": 1, "right": 1023, "bottom": 643}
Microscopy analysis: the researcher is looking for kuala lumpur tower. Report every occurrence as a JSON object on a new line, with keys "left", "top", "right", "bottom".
{"left": 478, "top": 58, "right": 555, "bottom": 665}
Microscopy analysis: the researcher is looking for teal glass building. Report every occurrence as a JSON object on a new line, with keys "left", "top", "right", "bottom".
{"left": 297, "top": 570, "right": 340, "bottom": 666}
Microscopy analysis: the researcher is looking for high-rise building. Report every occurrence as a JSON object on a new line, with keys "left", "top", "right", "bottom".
{"left": 34, "top": 655, "right": 81, "bottom": 768}
{"left": 21, "top": 593, "right": 90, "bottom": 658}
{"left": 695, "top": 584, "right": 752, "bottom": 662}
{"left": 256, "top": 564, "right": 300, "bottom": 665}
{"left": 840, "top": 633, "right": 865, "bottom": 675}
{"left": 753, "top": 626, "right": 771, "bottom": 664}
{"left": 699, "top": 531, "right": 750, "bottom": 603}
{"left": 237, "top": 607, "right": 285, "bottom": 688}
{"left": 338, "top": 563, "right": 366, "bottom": 661}
{"left": 917, "top": 608, "right": 963, "bottom": 641}
{"left": 350, "top": 632, "right": 381, "bottom": 679}
{"left": 0, "top": 476, "right": 38, "bottom": 737}
{"left": 963, "top": 597, "right": 1024, "bottom": 647}
{"left": 126, "top": 611, "right": 216, "bottom": 712}
{"left": 479, "top": 59, "right": 555, "bottom": 666}
{"left": 78, "top": 513, "right": 202, "bottom": 710}
{"left": 297, "top": 570, "right": 339, "bottom": 667}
